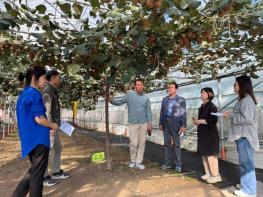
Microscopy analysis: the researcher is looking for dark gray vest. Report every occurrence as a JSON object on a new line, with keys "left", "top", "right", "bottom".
{"left": 43, "top": 83, "right": 61, "bottom": 125}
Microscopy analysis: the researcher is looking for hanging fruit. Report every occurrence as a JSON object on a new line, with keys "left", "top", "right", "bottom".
{"left": 145, "top": 0, "right": 163, "bottom": 9}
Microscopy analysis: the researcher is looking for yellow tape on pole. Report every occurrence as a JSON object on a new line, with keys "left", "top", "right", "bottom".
{"left": 73, "top": 101, "right": 77, "bottom": 117}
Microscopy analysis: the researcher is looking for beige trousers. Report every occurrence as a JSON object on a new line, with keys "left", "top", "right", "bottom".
{"left": 128, "top": 123, "right": 148, "bottom": 163}
{"left": 202, "top": 156, "right": 219, "bottom": 177}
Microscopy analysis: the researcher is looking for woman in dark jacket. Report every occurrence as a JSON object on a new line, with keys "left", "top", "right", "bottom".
{"left": 193, "top": 87, "right": 222, "bottom": 184}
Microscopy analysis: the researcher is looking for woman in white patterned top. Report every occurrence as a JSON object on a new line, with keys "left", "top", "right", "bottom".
{"left": 224, "top": 75, "right": 259, "bottom": 197}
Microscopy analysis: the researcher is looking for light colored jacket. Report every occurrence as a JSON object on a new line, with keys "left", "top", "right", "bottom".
{"left": 228, "top": 95, "right": 259, "bottom": 150}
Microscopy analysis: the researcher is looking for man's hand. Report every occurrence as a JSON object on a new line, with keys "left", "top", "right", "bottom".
{"left": 147, "top": 123, "right": 152, "bottom": 136}
{"left": 179, "top": 127, "right": 186, "bottom": 133}
{"left": 192, "top": 119, "right": 199, "bottom": 126}
{"left": 224, "top": 111, "right": 230, "bottom": 119}
{"left": 159, "top": 125, "right": 163, "bottom": 131}
{"left": 109, "top": 96, "right": 113, "bottom": 102}
{"left": 147, "top": 123, "right": 152, "bottom": 131}
{"left": 51, "top": 123, "right": 59, "bottom": 130}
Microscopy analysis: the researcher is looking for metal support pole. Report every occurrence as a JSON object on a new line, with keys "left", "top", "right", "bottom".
{"left": 218, "top": 79, "right": 226, "bottom": 160}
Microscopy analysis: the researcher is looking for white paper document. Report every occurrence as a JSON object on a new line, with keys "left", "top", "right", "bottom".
{"left": 211, "top": 112, "right": 224, "bottom": 117}
{"left": 180, "top": 132, "right": 184, "bottom": 138}
{"left": 60, "top": 121, "right": 75, "bottom": 136}
{"left": 50, "top": 135, "right": 54, "bottom": 150}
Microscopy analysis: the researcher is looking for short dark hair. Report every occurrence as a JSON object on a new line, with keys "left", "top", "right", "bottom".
{"left": 134, "top": 78, "right": 144, "bottom": 85}
{"left": 46, "top": 69, "right": 60, "bottom": 81}
{"left": 201, "top": 87, "right": 214, "bottom": 100}
{"left": 169, "top": 81, "right": 178, "bottom": 89}
{"left": 18, "top": 66, "right": 46, "bottom": 86}
{"left": 236, "top": 75, "right": 257, "bottom": 104}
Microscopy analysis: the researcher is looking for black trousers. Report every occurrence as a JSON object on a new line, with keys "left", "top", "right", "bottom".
{"left": 12, "top": 144, "right": 49, "bottom": 197}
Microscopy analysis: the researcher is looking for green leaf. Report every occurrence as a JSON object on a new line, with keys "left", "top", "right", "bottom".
{"left": 36, "top": 5, "right": 47, "bottom": 14}
{"left": 44, "top": 31, "right": 55, "bottom": 40}
{"left": 254, "top": 41, "right": 263, "bottom": 57}
{"left": 73, "top": 2, "right": 83, "bottom": 18}
{"left": 108, "top": 57, "right": 119, "bottom": 67}
{"left": 89, "top": 10, "right": 97, "bottom": 18}
{"left": 68, "top": 64, "right": 81, "bottom": 75}
{"left": 4, "top": 2, "right": 18, "bottom": 17}
{"left": 84, "top": 72, "right": 90, "bottom": 80}
{"left": 219, "top": 0, "right": 231, "bottom": 9}
{"left": 21, "top": 4, "right": 31, "bottom": 11}
{"left": 31, "top": 33, "right": 44, "bottom": 42}
{"left": 24, "top": 12, "right": 36, "bottom": 21}
{"left": 116, "top": 1, "right": 126, "bottom": 9}
{"left": 250, "top": 71, "right": 259, "bottom": 79}
{"left": 0, "top": 19, "right": 16, "bottom": 29}
{"left": 127, "top": 66, "right": 137, "bottom": 75}
{"left": 254, "top": 10, "right": 263, "bottom": 18}
{"left": 135, "top": 33, "right": 147, "bottom": 46}
{"left": 58, "top": 2, "right": 72, "bottom": 17}
{"left": 180, "top": 0, "right": 201, "bottom": 9}
{"left": 180, "top": 0, "right": 189, "bottom": 9}
{"left": 208, "top": 0, "right": 230, "bottom": 12}
{"left": 235, "top": 0, "right": 251, "bottom": 3}
{"left": 121, "top": 73, "right": 131, "bottom": 84}
{"left": 76, "top": 44, "right": 89, "bottom": 55}
{"left": 91, "top": 0, "right": 100, "bottom": 8}
{"left": 162, "top": 23, "right": 178, "bottom": 31}
{"left": 39, "top": 16, "right": 49, "bottom": 25}
{"left": 187, "top": 0, "right": 201, "bottom": 9}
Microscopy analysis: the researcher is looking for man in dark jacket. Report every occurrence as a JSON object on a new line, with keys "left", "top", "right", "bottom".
{"left": 159, "top": 82, "right": 187, "bottom": 172}
{"left": 42, "top": 70, "right": 70, "bottom": 186}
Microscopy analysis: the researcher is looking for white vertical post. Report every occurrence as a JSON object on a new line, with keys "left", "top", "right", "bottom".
{"left": 7, "top": 102, "right": 10, "bottom": 135}
{"left": 125, "top": 105, "right": 128, "bottom": 137}
{"left": 111, "top": 105, "right": 114, "bottom": 134}
{"left": 3, "top": 101, "right": 6, "bottom": 139}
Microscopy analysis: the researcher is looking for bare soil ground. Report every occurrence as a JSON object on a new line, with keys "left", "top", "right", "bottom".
{"left": 0, "top": 131, "right": 225, "bottom": 197}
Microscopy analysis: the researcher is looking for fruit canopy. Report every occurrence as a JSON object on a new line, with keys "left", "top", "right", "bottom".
{"left": 0, "top": 0, "right": 262, "bottom": 108}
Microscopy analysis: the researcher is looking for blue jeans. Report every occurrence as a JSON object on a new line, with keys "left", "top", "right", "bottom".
{"left": 236, "top": 137, "right": 257, "bottom": 196}
{"left": 163, "top": 118, "right": 182, "bottom": 170}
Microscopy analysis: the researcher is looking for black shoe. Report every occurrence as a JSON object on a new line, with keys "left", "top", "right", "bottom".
{"left": 160, "top": 164, "right": 172, "bottom": 170}
{"left": 175, "top": 167, "right": 182, "bottom": 173}
{"left": 235, "top": 184, "right": 241, "bottom": 190}
{"left": 43, "top": 175, "right": 58, "bottom": 187}
{"left": 52, "top": 170, "right": 71, "bottom": 180}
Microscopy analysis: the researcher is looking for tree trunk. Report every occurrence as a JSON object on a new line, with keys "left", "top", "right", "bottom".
{"left": 105, "top": 81, "right": 112, "bottom": 170}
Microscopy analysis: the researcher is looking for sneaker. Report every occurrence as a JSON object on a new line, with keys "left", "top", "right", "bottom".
{"left": 51, "top": 170, "right": 71, "bottom": 180}
{"left": 175, "top": 167, "right": 182, "bottom": 173}
{"left": 135, "top": 163, "right": 146, "bottom": 170}
{"left": 128, "top": 162, "right": 136, "bottom": 168}
{"left": 43, "top": 176, "right": 58, "bottom": 187}
{"left": 233, "top": 190, "right": 256, "bottom": 197}
{"left": 235, "top": 184, "right": 241, "bottom": 190}
{"left": 160, "top": 164, "right": 172, "bottom": 170}
{"left": 201, "top": 174, "right": 210, "bottom": 180}
{"left": 206, "top": 175, "right": 222, "bottom": 184}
